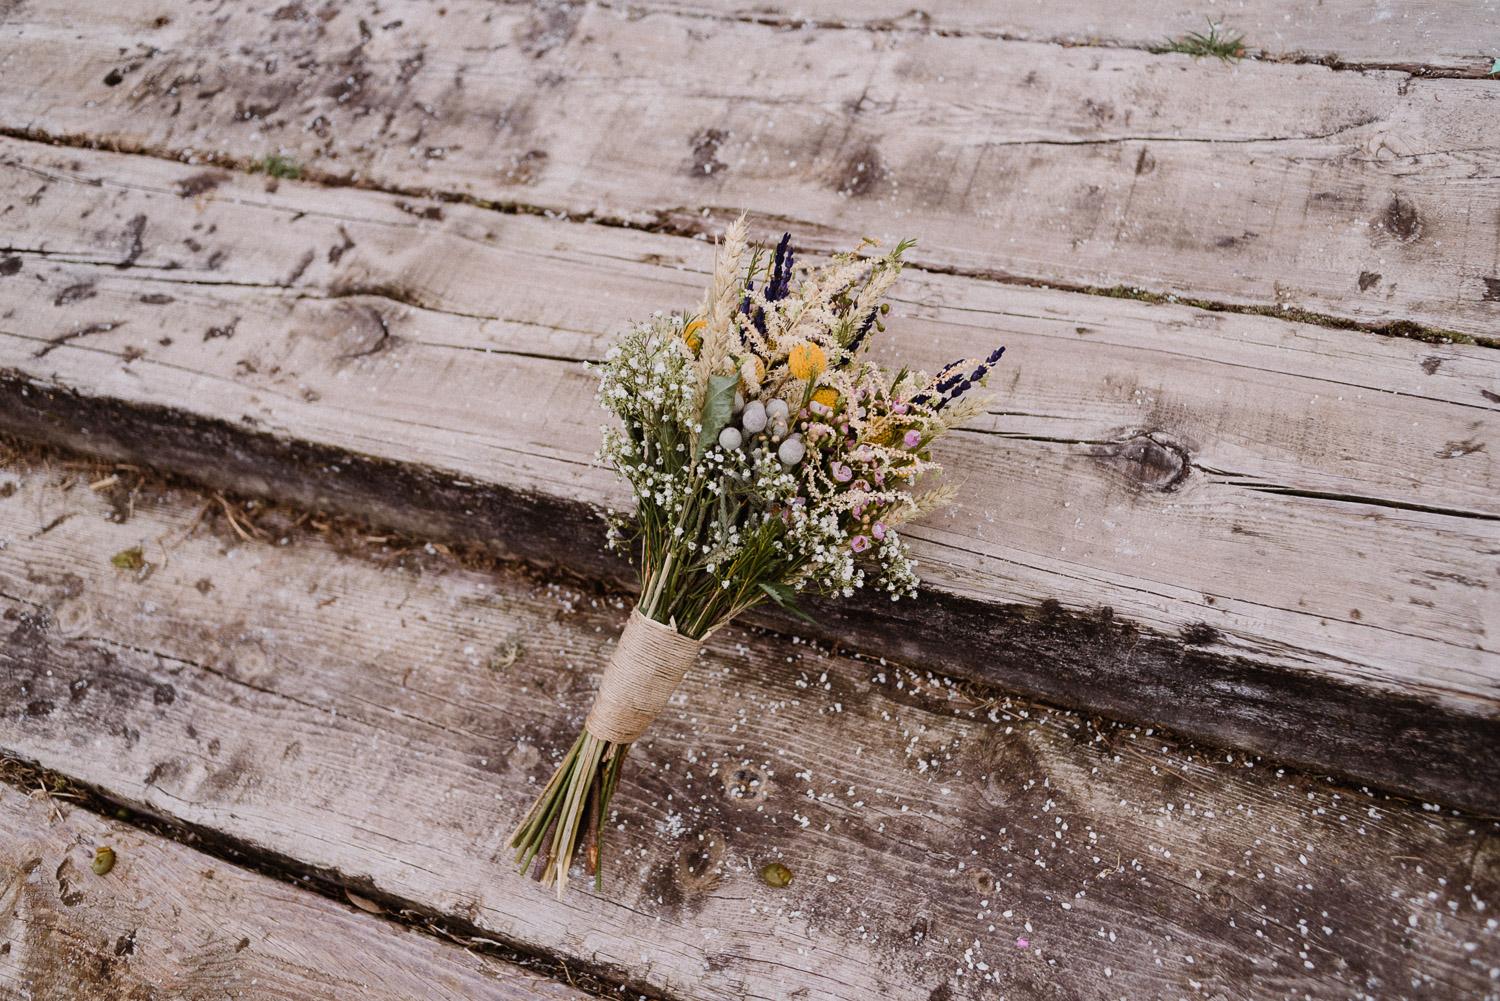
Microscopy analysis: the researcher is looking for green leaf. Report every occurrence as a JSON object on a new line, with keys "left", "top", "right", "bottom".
{"left": 758, "top": 581, "right": 818, "bottom": 625}
{"left": 694, "top": 371, "right": 740, "bottom": 463}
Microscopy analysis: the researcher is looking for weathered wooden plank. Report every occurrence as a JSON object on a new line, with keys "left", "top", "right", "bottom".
{"left": 1, "top": 458, "right": 1498, "bottom": 1001}
{"left": 3, "top": 2, "right": 1498, "bottom": 339}
{"left": 645, "top": 0, "right": 1498, "bottom": 73}
{"left": 1, "top": 138, "right": 1497, "bottom": 810}
{"left": 0, "top": 783, "right": 588, "bottom": 1000}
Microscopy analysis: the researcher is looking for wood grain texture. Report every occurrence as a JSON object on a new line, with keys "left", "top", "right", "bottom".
{"left": 2, "top": 2, "right": 1498, "bottom": 339}
{"left": 0, "top": 783, "right": 588, "bottom": 1000}
{"left": 642, "top": 0, "right": 1500, "bottom": 73}
{"left": 2, "top": 137, "right": 1497, "bottom": 810}
{"left": 0, "top": 460, "right": 1497, "bottom": 1001}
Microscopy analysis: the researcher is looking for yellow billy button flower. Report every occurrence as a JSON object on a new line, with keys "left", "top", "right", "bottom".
{"left": 682, "top": 318, "right": 705, "bottom": 354}
{"left": 787, "top": 341, "right": 826, "bottom": 381}
{"left": 810, "top": 386, "right": 840, "bottom": 412}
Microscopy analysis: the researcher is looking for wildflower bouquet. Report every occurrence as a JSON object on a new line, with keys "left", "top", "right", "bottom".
{"left": 510, "top": 219, "right": 1004, "bottom": 893}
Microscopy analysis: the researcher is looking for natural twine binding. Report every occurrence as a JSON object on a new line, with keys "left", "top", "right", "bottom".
{"left": 584, "top": 609, "right": 702, "bottom": 744}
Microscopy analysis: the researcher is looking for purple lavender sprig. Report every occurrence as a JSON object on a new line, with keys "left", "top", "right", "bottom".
{"left": 912, "top": 347, "right": 1007, "bottom": 410}
{"left": 740, "top": 233, "right": 796, "bottom": 336}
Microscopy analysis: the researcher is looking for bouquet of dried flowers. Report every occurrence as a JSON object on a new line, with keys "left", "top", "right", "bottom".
{"left": 510, "top": 219, "right": 1004, "bottom": 893}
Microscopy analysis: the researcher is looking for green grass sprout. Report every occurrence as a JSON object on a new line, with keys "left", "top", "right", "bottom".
{"left": 251, "top": 153, "right": 303, "bottom": 179}
{"left": 1153, "top": 18, "right": 1247, "bottom": 62}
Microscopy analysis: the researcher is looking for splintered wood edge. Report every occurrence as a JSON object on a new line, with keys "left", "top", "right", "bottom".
{"left": 3, "top": 371, "right": 1497, "bottom": 816}
{"left": 0, "top": 786, "right": 589, "bottom": 1000}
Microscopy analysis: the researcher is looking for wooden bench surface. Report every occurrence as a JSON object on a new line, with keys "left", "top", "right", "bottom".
{"left": 0, "top": 457, "right": 1496, "bottom": 1000}
{"left": 0, "top": 1, "right": 1497, "bottom": 997}
{"left": 6, "top": 2, "right": 1499, "bottom": 339}
{"left": 2, "top": 133, "right": 1495, "bottom": 809}
{"left": 0, "top": 781, "right": 587, "bottom": 1000}
{"left": 647, "top": 0, "right": 1499, "bottom": 73}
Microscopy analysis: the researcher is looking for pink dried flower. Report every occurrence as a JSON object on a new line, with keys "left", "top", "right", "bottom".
{"left": 833, "top": 463, "right": 853, "bottom": 482}
{"left": 850, "top": 535, "right": 870, "bottom": 553}
{"left": 903, "top": 429, "right": 921, "bottom": 448}
{"left": 873, "top": 521, "right": 886, "bottom": 540}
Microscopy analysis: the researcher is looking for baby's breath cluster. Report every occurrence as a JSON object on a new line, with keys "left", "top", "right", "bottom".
{"left": 596, "top": 220, "right": 1003, "bottom": 633}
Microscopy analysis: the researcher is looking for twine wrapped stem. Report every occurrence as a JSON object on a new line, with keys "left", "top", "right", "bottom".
{"left": 585, "top": 609, "right": 702, "bottom": 744}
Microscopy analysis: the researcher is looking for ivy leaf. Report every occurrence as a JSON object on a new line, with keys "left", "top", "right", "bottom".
{"left": 694, "top": 371, "right": 740, "bottom": 463}
{"left": 758, "top": 581, "right": 818, "bottom": 625}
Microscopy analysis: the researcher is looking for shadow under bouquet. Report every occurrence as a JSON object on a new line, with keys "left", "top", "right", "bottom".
{"left": 510, "top": 219, "right": 1004, "bottom": 893}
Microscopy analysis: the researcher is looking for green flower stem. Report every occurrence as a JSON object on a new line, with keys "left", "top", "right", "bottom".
{"left": 548, "top": 733, "right": 602, "bottom": 895}
{"left": 594, "top": 747, "right": 627, "bottom": 890}
{"left": 511, "top": 730, "right": 585, "bottom": 876}
{"left": 509, "top": 727, "right": 634, "bottom": 895}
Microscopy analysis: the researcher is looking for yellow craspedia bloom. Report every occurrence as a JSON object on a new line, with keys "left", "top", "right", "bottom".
{"left": 811, "top": 386, "right": 840, "bottom": 412}
{"left": 787, "top": 341, "right": 826, "bottom": 381}
{"left": 682, "top": 318, "right": 705, "bottom": 353}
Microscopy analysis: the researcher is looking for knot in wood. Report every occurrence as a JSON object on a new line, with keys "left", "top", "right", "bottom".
{"left": 1091, "top": 431, "right": 1190, "bottom": 492}
{"left": 52, "top": 597, "right": 95, "bottom": 639}
{"left": 673, "top": 828, "right": 725, "bottom": 893}
{"left": 1378, "top": 194, "right": 1423, "bottom": 244}
{"left": 723, "top": 766, "right": 771, "bottom": 804}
